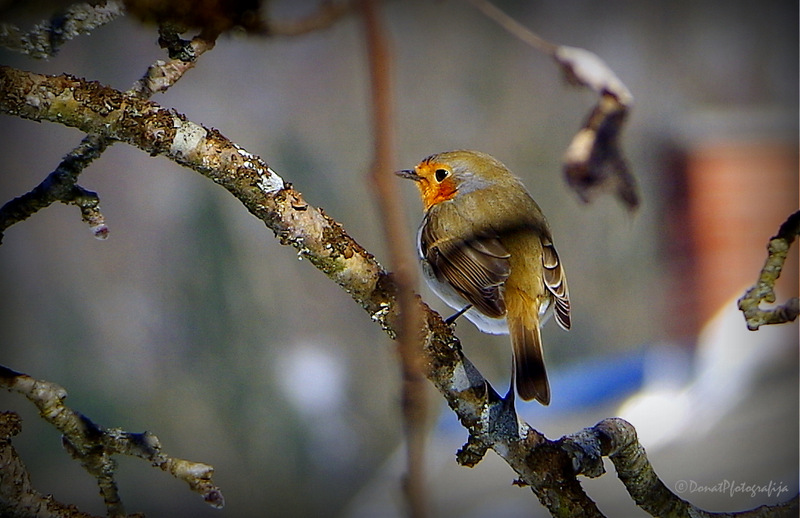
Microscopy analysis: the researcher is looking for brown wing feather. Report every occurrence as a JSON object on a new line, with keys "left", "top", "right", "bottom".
{"left": 420, "top": 220, "right": 511, "bottom": 318}
{"left": 541, "top": 240, "right": 571, "bottom": 330}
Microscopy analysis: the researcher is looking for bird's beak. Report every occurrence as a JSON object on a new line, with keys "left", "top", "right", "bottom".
{"left": 395, "top": 169, "right": 421, "bottom": 181}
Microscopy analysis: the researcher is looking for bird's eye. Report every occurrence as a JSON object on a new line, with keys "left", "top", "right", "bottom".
{"left": 434, "top": 168, "right": 449, "bottom": 182}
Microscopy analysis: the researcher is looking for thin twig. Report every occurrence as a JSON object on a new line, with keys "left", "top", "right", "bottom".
{"left": 462, "top": 0, "right": 557, "bottom": 54}
{"left": 0, "top": 134, "right": 110, "bottom": 242}
{"left": 360, "top": 1, "right": 430, "bottom": 517}
{"left": 0, "top": 0, "right": 125, "bottom": 59}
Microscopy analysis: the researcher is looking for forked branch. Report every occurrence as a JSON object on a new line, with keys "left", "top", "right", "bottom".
{"left": 0, "top": 366, "right": 223, "bottom": 517}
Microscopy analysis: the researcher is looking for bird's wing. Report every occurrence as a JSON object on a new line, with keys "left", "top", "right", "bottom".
{"left": 420, "top": 221, "right": 511, "bottom": 318}
{"left": 541, "top": 238, "right": 571, "bottom": 330}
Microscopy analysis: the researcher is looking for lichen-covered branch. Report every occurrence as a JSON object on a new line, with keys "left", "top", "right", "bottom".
{"left": 738, "top": 211, "right": 800, "bottom": 330}
{"left": 0, "top": 1, "right": 125, "bottom": 59}
{"left": 0, "top": 365, "right": 224, "bottom": 516}
{"left": 463, "top": 0, "right": 639, "bottom": 210}
{"left": 0, "top": 31, "right": 216, "bottom": 244}
{"left": 0, "top": 65, "right": 383, "bottom": 315}
{"left": 0, "top": 63, "right": 603, "bottom": 516}
{"left": 1, "top": 66, "right": 795, "bottom": 518}
{"left": 564, "top": 418, "right": 799, "bottom": 518}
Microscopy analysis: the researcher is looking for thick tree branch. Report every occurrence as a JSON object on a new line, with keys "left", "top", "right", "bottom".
{"left": 0, "top": 65, "right": 387, "bottom": 313}
{"left": 738, "top": 211, "right": 800, "bottom": 330}
{"left": 565, "top": 418, "right": 798, "bottom": 518}
{"left": 0, "top": 66, "right": 794, "bottom": 518}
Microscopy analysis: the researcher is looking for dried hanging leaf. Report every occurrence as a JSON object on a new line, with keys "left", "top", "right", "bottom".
{"left": 462, "top": 0, "right": 640, "bottom": 210}
{"left": 555, "top": 46, "right": 633, "bottom": 103}
{"left": 555, "top": 46, "right": 639, "bottom": 211}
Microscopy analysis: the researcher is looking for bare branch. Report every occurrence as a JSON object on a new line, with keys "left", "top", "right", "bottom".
{"left": 738, "top": 210, "right": 800, "bottom": 330}
{"left": 0, "top": 1, "right": 125, "bottom": 59}
{"left": 0, "top": 134, "right": 110, "bottom": 242}
{"left": 0, "top": 365, "right": 224, "bottom": 515}
{"left": 0, "top": 66, "right": 389, "bottom": 310}
{"left": 583, "top": 418, "right": 694, "bottom": 516}
{"left": 565, "top": 418, "right": 798, "bottom": 518}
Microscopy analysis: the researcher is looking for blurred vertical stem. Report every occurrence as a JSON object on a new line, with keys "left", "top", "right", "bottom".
{"left": 359, "top": 1, "right": 430, "bottom": 517}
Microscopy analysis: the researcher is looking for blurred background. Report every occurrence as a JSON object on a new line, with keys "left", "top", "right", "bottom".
{"left": 0, "top": 0, "right": 797, "bottom": 516}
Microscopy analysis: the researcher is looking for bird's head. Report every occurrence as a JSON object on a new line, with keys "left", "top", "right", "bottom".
{"left": 396, "top": 150, "right": 510, "bottom": 211}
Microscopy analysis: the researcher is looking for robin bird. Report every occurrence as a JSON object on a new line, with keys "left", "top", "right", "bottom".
{"left": 397, "top": 150, "right": 570, "bottom": 404}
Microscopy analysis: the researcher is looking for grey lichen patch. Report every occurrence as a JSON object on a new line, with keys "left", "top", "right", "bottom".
{"left": 170, "top": 118, "right": 207, "bottom": 159}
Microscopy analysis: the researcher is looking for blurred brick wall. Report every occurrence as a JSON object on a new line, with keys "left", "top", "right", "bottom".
{"left": 685, "top": 137, "right": 798, "bottom": 330}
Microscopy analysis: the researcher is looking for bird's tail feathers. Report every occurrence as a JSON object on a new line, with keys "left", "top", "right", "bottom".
{"left": 509, "top": 316, "right": 550, "bottom": 405}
